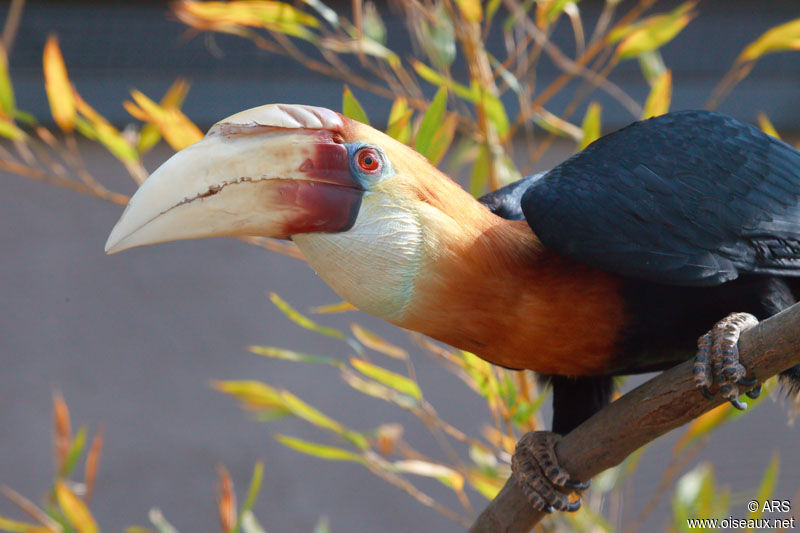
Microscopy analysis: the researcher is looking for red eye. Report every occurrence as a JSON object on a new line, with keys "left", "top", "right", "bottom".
{"left": 356, "top": 148, "right": 381, "bottom": 174}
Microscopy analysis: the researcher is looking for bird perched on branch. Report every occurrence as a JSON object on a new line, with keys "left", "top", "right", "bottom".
{"left": 106, "top": 104, "right": 800, "bottom": 514}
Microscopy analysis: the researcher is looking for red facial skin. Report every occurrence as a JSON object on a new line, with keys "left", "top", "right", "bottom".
{"left": 283, "top": 131, "right": 363, "bottom": 236}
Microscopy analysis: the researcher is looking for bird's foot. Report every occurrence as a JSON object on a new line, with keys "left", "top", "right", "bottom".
{"left": 694, "top": 312, "right": 761, "bottom": 410}
{"left": 511, "top": 431, "right": 588, "bottom": 513}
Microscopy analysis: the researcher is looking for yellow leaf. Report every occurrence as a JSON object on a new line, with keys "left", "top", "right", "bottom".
{"left": 175, "top": 1, "right": 318, "bottom": 30}
{"left": 350, "top": 358, "right": 421, "bottom": 399}
{"left": 55, "top": 481, "right": 98, "bottom": 533}
{"left": 0, "top": 117, "right": 24, "bottom": 140}
{"left": 269, "top": 292, "right": 346, "bottom": 339}
{"left": 0, "top": 515, "right": 39, "bottom": 533}
{"left": 737, "top": 18, "right": 800, "bottom": 63}
{"left": 386, "top": 98, "right": 413, "bottom": 144}
{"left": 579, "top": 102, "right": 602, "bottom": 150}
{"left": 757, "top": 112, "right": 781, "bottom": 140}
{"left": 213, "top": 380, "right": 285, "bottom": 410}
{"left": 43, "top": 34, "right": 76, "bottom": 132}
{"left": 350, "top": 324, "right": 408, "bottom": 359}
{"left": 126, "top": 90, "right": 203, "bottom": 151}
{"left": 311, "top": 300, "right": 358, "bottom": 314}
{"left": 454, "top": 0, "right": 481, "bottom": 23}
{"left": 642, "top": 69, "right": 672, "bottom": 119}
{"left": 467, "top": 471, "right": 504, "bottom": 500}
{"left": 138, "top": 79, "right": 192, "bottom": 154}
{"left": 615, "top": 2, "right": 696, "bottom": 60}
{"left": 274, "top": 434, "right": 364, "bottom": 462}
{"left": 393, "top": 460, "right": 465, "bottom": 491}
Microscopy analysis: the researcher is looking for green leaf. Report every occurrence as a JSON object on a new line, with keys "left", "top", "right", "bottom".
{"left": 269, "top": 293, "right": 346, "bottom": 340}
{"left": 59, "top": 426, "right": 88, "bottom": 477}
{"left": 342, "top": 86, "right": 369, "bottom": 125}
{"left": 579, "top": 102, "right": 602, "bottom": 150}
{"left": 414, "top": 86, "right": 448, "bottom": 161}
{"left": 479, "top": 90, "right": 509, "bottom": 138}
{"left": 0, "top": 118, "right": 24, "bottom": 140}
{"left": 341, "top": 371, "right": 418, "bottom": 409}
{"left": 280, "top": 390, "right": 368, "bottom": 448}
{"left": 470, "top": 145, "right": 490, "bottom": 197}
{"left": 0, "top": 44, "right": 15, "bottom": 116}
{"left": 231, "top": 461, "right": 264, "bottom": 533}
{"left": 615, "top": 2, "right": 696, "bottom": 60}
{"left": 412, "top": 61, "right": 475, "bottom": 101}
{"left": 425, "top": 113, "right": 457, "bottom": 166}
{"left": 247, "top": 345, "right": 341, "bottom": 366}
{"left": 350, "top": 358, "right": 422, "bottom": 400}
{"left": 275, "top": 434, "right": 365, "bottom": 463}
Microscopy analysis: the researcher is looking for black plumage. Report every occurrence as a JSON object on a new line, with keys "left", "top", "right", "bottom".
{"left": 480, "top": 110, "right": 800, "bottom": 434}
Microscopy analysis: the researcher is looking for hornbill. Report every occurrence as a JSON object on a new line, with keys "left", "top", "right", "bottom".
{"left": 105, "top": 104, "right": 800, "bottom": 513}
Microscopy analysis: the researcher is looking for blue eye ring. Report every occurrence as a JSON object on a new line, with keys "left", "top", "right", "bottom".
{"left": 354, "top": 147, "right": 382, "bottom": 175}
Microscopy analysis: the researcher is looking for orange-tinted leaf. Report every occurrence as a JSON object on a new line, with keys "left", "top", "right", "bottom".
{"left": 217, "top": 465, "right": 236, "bottom": 533}
{"left": 43, "top": 34, "right": 75, "bottom": 132}
{"left": 84, "top": 427, "right": 103, "bottom": 503}
{"left": 311, "top": 300, "right": 357, "bottom": 314}
{"left": 126, "top": 90, "right": 202, "bottom": 151}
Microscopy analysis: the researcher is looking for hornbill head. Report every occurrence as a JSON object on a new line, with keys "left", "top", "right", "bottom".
{"left": 106, "top": 104, "right": 482, "bottom": 322}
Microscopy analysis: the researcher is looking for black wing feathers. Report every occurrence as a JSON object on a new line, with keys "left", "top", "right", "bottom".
{"left": 510, "top": 110, "right": 800, "bottom": 286}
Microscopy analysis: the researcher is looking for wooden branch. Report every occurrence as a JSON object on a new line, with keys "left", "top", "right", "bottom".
{"left": 470, "top": 302, "right": 800, "bottom": 533}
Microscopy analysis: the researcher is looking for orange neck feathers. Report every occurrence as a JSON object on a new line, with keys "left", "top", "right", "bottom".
{"left": 401, "top": 185, "right": 628, "bottom": 376}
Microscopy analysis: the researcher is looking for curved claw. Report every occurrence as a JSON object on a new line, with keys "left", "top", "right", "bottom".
{"left": 565, "top": 498, "right": 582, "bottom": 512}
{"left": 746, "top": 384, "right": 762, "bottom": 399}
{"left": 543, "top": 505, "right": 554, "bottom": 514}
{"left": 564, "top": 479, "right": 590, "bottom": 491}
{"left": 700, "top": 386, "right": 714, "bottom": 400}
{"left": 730, "top": 398, "right": 748, "bottom": 411}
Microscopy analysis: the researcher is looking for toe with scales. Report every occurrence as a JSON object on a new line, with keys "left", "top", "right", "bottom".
{"left": 693, "top": 312, "right": 761, "bottom": 410}
{"left": 511, "top": 431, "right": 588, "bottom": 513}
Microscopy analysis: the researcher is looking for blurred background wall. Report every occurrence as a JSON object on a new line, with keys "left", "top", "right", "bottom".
{"left": 1, "top": 1, "right": 799, "bottom": 532}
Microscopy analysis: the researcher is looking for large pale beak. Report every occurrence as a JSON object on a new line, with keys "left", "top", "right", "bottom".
{"left": 105, "top": 126, "right": 362, "bottom": 254}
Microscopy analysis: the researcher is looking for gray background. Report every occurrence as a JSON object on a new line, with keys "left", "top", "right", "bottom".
{"left": 2, "top": 1, "right": 800, "bottom": 532}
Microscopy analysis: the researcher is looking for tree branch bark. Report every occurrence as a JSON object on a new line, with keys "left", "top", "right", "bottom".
{"left": 470, "top": 302, "right": 800, "bottom": 533}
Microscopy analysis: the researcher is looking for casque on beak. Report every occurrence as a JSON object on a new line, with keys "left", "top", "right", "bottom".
{"left": 104, "top": 104, "right": 363, "bottom": 254}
